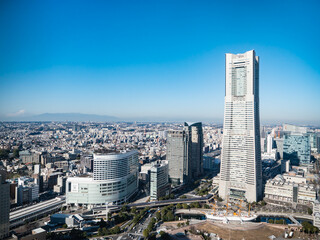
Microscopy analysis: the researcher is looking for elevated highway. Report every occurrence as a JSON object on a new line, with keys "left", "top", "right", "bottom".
{"left": 10, "top": 196, "right": 66, "bottom": 228}
{"left": 91, "top": 194, "right": 213, "bottom": 215}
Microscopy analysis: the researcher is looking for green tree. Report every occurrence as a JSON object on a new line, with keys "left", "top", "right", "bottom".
{"left": 12, "top": 149, "right": 19, "bottom": 158}
{"left": 268, "top": 219, "right": 274, "bottom": 224}
{"left": 180, "top": 195, "right": 187, "bottom": 199}
{"left": 102, "top": 227, "right": 109, "bottom": 235}
{"left": 204, "top": 204, "right": 210, "bottom": 209}
{"left": 176, "top": 203, "right": 182, "bottom": 209}
{"left": 156, "top": 211, "right": 161, "bottom": 220}
{"left": 0, "top": 149, "right": 9, "bottom": 159}
{"left": 111, "top": 226, "right": 121, "bottom": 234}
{"left": 182, "top": 203, "right": 189, "bottom": 209}
{"left": 143, "top": 229, "right": 150, "bottom": 238}
{"left": 302, "top": 221, "right": 319, "bottom": 234}
{"left": 62, "top": 224, "right": 68, "bottom": 228}
{"left": 260, "top": 200, "right": 266, "bottom": 206}
{"left": 159, "top": 231, "right": 171, "bottom": 240}
{"left": 121, "top": 205, "right": 128, "bottom": 212}
{"left": 194, "top": 202, "right": 200, "bottom": 208}
{"left": 217, "top": 196, "right": 223, "bottom": 202}
{"left": 308, "top": 208, "right": 313, "bottom": 215}
{"left": 131, "top": 207, "right": 137, "bottom": 214}
{"left": 166, "top": 211, "right": 174, "bottom": 221}
{"left": 69, "top": 228, "right": 87, "bottom": 239}
{"left": 99, "top": 218, "right": 107, "bottom": 228}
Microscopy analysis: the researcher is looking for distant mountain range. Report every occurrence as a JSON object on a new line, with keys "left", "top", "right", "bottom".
{"left": 2, "top": 113, "right": 119, "bottom": 122}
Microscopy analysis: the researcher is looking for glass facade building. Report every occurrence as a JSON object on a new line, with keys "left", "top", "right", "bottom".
{"left": 283, "top": 133, "right": 311, "bottom": 166}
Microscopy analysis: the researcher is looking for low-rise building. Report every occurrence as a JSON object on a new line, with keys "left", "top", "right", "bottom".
{"left": 313, "top": 200, "right": 320, "bottom": 228}
{"left": 264, "top": 173, "right": 316, "bottom": 207}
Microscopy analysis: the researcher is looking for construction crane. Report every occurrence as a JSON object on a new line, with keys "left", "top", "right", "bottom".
{"left": 236, "top": 199, "right": 243, "bottom": 217}
{"left": 225, "top": 198, "right": 229, "bottom": 216}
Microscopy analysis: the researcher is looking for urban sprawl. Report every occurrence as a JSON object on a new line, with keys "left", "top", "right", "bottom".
{"left": 1, "top": 50, "right": 320, "bottom": 240}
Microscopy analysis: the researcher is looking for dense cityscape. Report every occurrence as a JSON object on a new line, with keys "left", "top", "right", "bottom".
{"left": 1, "top": 0, "right": 320, "bottom": 239}
{"left": 0, "top": 50, "right": 319, "bottom": 240}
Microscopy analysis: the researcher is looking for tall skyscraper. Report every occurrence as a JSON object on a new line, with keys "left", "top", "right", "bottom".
{"left": 219, "top": 50, "right": 262, "bottom": 202}
{"left": 0, "top": 170, "right": 10, "bottom": 239}
{"left": 184, "top": 122, "right": 204, "bottom": 179}
{"left": 167, "top": 130, "right": 188, "bottom": 185}
{"left": 167, "top": 122, "right": 203, "bottom": 185}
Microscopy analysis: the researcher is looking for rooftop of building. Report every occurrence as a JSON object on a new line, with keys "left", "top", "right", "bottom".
{"left": 94, "top": 148, "right": 137, "bottom": 155}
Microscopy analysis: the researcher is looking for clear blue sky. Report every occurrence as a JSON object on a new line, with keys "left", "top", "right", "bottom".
{"left": 0, "top": 0, "right": 319, "bottom": 124}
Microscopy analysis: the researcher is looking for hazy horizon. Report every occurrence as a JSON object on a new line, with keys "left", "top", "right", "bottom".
{"left": 1, "top": 111, "right": 320, "bottom": 126}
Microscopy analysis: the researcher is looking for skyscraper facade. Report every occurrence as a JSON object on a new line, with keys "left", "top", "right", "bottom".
{"left": 0, "top": 170, "right": 10, "bottom": 239}
{"left": 184, "top": 122, "right": 204, "bottom": 179}
{"left": 219, "top": 50, "right": 262, "bottom": 202}
{"left": 167, "top": 122, "right": 203, "bottom": 185}
{"left": 167, "top": 130, "right": 188, "bottom": 185}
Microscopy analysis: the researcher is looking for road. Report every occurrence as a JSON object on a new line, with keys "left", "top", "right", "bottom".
{"left": 92, "top": 194, "right": 213, "bottom": 214}
{"left": 121, "top": 210, "right": 156, "bottom": 240}
{"left": 10, "top": 196, "right": 66, "bottom": 228}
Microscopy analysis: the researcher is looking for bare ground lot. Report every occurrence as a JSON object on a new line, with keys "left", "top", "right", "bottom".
{"left": 164, "top": 221, "right": 289, "bottom": 240}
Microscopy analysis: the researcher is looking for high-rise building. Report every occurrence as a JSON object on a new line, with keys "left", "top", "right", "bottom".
{"left": 167, "top": 122, "right": 203, "bottom": 185}
{"left": 0, "top": 170, "right": 10, "bottom": 239}
{"left": 283, "top": 133, "right": 310, "bottom": 166}
{"left": 150, "top": 160, "right": 170, "bottom": 200}
{"left": 219, "top": 50, "right": 262, "bottom": 202}
{"left": 184, "top": 122, "right": 204, "bottom": 179}
{"left": 267, "top": 134, "right": 273, "bottom": 154}
{"left": 167, "top": 130, "right": 188, "bottom": 185}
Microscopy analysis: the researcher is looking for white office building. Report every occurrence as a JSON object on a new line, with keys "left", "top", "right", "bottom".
{"left": 150, "top": 160, "right": 170, "bottom": 200}
{"left": 219, "top": 50, "right": 262, "bottom": 202}
{"left": 267, "top": 134, "right": 273, "bottom": 154}
{"left": 66, "top": 150, "right": 139, "bottom": 207}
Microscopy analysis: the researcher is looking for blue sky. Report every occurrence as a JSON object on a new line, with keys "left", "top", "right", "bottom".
{"left": 0, "top": 0, "right": 319, "bottom": 123}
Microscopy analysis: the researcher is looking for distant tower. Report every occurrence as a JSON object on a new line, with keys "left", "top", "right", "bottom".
{"left": 267, "top": 134, "right": 273, "bottom": 154}
{"left": 219, "top": 50, "right": 262, "bottom": 202}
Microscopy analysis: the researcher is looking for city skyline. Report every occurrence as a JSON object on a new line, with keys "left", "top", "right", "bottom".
{"left": 1, "top": 1, "right": 320, "bottom": 125}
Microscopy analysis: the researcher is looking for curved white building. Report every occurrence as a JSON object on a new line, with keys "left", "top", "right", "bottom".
{"left": 66, "top": 150, "right": 139, "bottom": 207}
